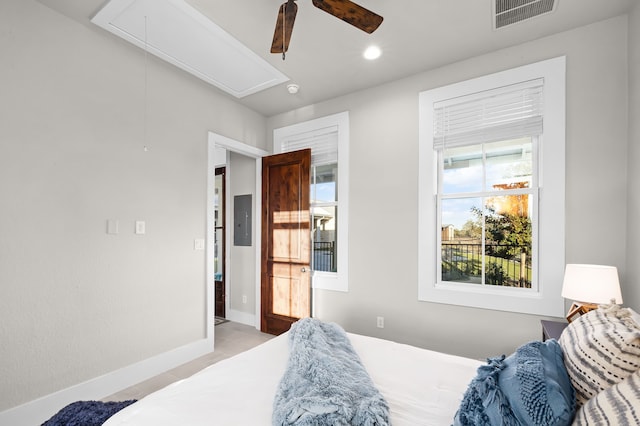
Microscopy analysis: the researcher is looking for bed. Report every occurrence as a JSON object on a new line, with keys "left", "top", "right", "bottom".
{"left": 103, "top": 324, "right": 481, "bottom": 425}
{"left": 78, "top": 305, "right": 640, "bottom": 425}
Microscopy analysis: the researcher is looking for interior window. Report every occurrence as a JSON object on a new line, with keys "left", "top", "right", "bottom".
{"left": 311, "top": 164, "right": 338, "bottom": 272}
{"left": 440, "top": 138, "right": 535, "bottom": 288}
{"left": 418, "top": 57, "right": 566, "bottom": 317}
{"left": 274, "top": 112, "right": 350, "bottom": 292}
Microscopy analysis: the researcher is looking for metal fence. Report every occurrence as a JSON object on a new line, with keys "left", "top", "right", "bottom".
{"left": 313, "top": 241, "right": 336, "bottom": 272}
{"left": 441, "top": 242, "right": 531, "bottom": 287}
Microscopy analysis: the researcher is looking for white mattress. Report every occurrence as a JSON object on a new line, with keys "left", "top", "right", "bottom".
{"left": 104, "top": 332, "right": 481, "bottom": 425}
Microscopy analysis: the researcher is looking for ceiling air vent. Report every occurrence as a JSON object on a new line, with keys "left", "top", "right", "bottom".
{"left": 494, "top": 0, "right": 557, "bottom": 29}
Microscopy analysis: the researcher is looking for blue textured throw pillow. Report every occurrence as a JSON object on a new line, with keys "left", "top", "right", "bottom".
{"left": 499, "top": 340, "right": 575, "bottom": 425}
{"left": 454, "top": 340, "right": 575, "bottom": 426}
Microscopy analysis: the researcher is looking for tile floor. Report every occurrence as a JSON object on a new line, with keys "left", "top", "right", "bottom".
{"left": 103, "top": 321, "right": 274, "bottom": 401}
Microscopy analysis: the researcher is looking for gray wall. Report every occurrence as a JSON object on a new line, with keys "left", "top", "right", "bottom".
{"left": 228, "top": 152, "right": 257, "bottom": 316}
{"left": 0, "top": 0, "right": 266, "bottom": 412}
{"left": 626, "top": 0, "right": 640, "bottom": 312}
{"left": 267, "top": 15, "right": 632, "bottom": 360}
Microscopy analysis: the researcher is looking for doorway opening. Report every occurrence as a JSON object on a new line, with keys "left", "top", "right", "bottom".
{"left": 208, "top": 132, "right": 268, "bottom": 333}
{"left": 214, "top": 167, "right": 226, "bottom": 321}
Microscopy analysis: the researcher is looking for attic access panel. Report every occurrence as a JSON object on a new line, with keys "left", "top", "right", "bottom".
{"left": 494, "top": 0, "right": 557, "bottom": 29}
{"left": 91, "top": 0, "right": 289, "bottom": 98}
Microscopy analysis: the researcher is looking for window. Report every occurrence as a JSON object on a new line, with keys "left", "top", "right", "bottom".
{"left": 440, "top": 138, "right": 536, "bottom": 288}
{"left": 274, "top": 112, "right": 349, "bottom": 292}
{"left": 418, "top": 57, "right": 566, "bottom": 316}
{"left": 310, "top": 164, "right": 338, "bottom": 273}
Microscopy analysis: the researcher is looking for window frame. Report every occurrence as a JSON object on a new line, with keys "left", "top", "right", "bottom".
{"left": 274, "top": 111, "right": 350, "bottom": 292}
{"left": 418, "top": 57, "right": 566, "bottom": 317}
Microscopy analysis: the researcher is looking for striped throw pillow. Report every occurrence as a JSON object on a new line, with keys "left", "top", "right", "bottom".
{"left": 572, "top": 369, "right": 640, "bottom": 425}
{"left": 558, "top": 304, "right": 640, "bottom": 406}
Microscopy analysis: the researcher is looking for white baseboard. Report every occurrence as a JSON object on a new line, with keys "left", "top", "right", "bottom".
{"left": 226, "top": 308, "right": 257, "bottom": 328}
{"left": 0, "top": 336, "right": 214, "bottom": 426}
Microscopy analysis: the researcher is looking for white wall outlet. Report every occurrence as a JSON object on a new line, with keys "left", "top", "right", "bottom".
{"left": 376, "top": 316, "right": 384, "bottom": 328}
{"left": 194, "top": 239, "right": 205, "bottom": 250}
{"left": 135, "top": 220, "right": 146, "bottom": 235}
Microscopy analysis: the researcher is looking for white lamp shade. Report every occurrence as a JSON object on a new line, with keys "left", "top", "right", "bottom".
{"left": 561, "top": 264, "right": 623, "bottom": 304}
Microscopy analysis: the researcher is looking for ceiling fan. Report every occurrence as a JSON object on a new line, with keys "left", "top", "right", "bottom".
{"left": 271, "top": 0, "right": 383, "bottom": 59}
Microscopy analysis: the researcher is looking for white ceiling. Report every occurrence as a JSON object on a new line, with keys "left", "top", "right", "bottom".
{"left": 38, "top": 0, "right": 633, "bottom": 117}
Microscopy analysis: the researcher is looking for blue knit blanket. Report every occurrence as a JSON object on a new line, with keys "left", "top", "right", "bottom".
{"left": 273, "top": 318, "right": 390, "bottom": 426}
{"left": 42, "top": 400, "right": 136, "bottom": 426}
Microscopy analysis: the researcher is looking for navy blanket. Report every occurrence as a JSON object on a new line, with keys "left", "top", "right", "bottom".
{"left": 42, "top": 400, "right": 136, "bottom": 426}
{"left": 273, "top": 318, "right": 390, "bottom": 426}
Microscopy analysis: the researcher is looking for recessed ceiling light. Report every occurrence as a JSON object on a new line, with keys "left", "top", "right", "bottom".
{"left": 363, "top": 45, "right": 382, "bottom": 60}
{"left": 287, "top": 84, "right": 300, "bottom": 94}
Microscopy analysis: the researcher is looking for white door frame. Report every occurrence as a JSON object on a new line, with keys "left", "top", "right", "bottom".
{"left": 207, "top": 132, "right": 268, "bottom": 333}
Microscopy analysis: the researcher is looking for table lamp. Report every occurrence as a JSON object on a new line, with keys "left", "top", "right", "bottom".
{"left": 561, "top": 264, "right": 623, "bottom": 322}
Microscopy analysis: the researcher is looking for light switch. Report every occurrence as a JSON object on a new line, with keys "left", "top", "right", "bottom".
{"left": 135, "top": 221, "right": 146, "bottom": 235}
{"left": 194, "top": 239, "right": 205, "bottom": 250}
{"left": 107, "top": 219, "right": 119, "bottom": 235}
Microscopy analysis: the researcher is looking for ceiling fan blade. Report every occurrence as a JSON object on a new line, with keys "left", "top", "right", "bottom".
{"left": 312, "top": 0, "right": 383, "bottom": 34}
{"left": 271, "top": 0, "right": 298, "bottom": 54}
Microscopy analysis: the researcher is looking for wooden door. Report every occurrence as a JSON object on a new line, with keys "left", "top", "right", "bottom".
{"left": 261, "top": 149, "right": 311, "bottom": 335}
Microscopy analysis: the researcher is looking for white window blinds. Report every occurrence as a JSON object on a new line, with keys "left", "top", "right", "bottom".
{"left": 281, "top": 125, "right": 338, "bottom": 166}
{"left": 433, "top": 79, "right": 544, "bottom": 150}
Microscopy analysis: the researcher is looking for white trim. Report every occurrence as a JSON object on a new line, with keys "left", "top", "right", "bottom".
{"left": 210, "top": 133, "right": 269, "bottom": 158}
{"left": 225, "top": 308, "right": 256, "bottom": 327}
{"left": 418, "top": 57, "right": 566, "bottom": 317}
{"left": 208, "top": 132, "right": 268, "bottom": 330}
{"left": 0, "top": 338, "right": 212, "bottom": 426}
{"left": 273, "top": 112, "right": 350, "bottom": 292}
{"left": 206, "top": 142, "right": 217, "bottom": 342}
{"left": 254, "top": 160, "right": 263, "bottom": 327}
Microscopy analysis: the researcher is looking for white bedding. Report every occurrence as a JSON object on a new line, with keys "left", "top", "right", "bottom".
{"left": 104, "top": 332, "right": 481, "bottom": 425}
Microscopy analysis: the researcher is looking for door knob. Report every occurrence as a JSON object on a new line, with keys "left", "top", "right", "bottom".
{"left": 301, "top": 267, "right": 307, "bottom": 272}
